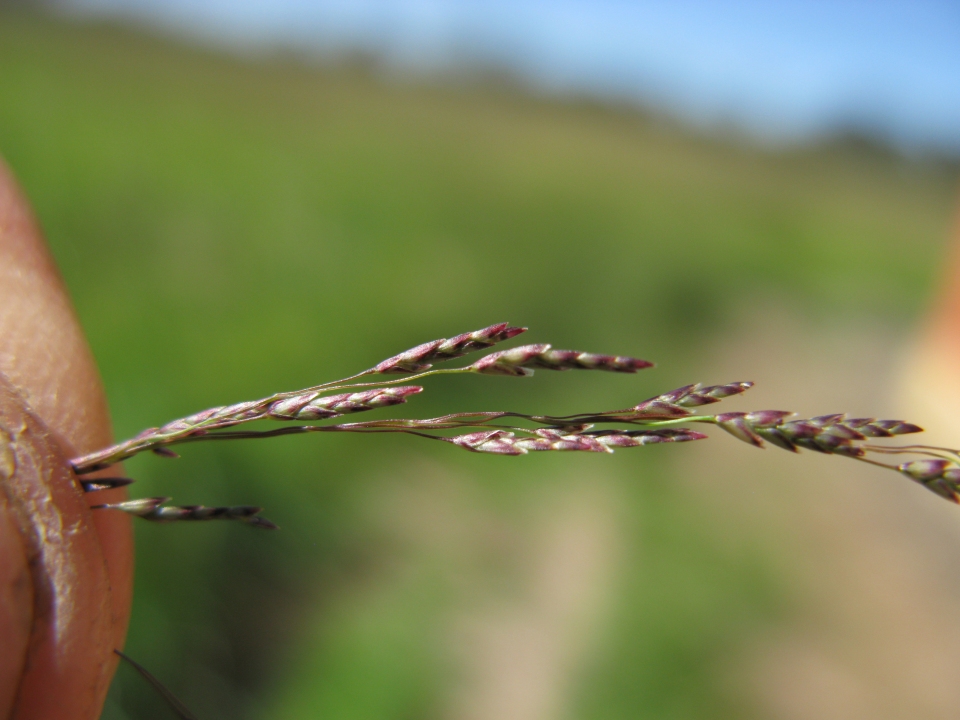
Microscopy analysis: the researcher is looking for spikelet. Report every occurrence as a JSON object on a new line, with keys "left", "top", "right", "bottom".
{"left": 374, "top": 323, "right": 526, "bottom": 373}
{"left": 471, "top": 344, "right": 653, "bottom": 376}
{"left": 442, "top": 427, "right": 707, "bottom": 455}
{"left": 898, "top": 459, "right": 960, "bottom": 503}
{"left": 628, "top": 382, "right": 754, "bottom": 418}
{"left": 79, "top": 476, "right": 136, "bottom": 493}
{"left": 268, "top": 386, "right": 422, "bottom": 420}
{"left": 713, "top": 411, "right": 923, "bottom": 458}
{"left": 91, "top": 497, "right": 278, "bottom": 528}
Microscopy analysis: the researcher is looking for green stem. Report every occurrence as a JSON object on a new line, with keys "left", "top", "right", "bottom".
{"left": 306, "top": 366, "right": 472, "bottom": 394}
{"left": 853, "top": 455, "right": 901, "bottom": 471}
{"left": 627, "top": 415, "right": 716, "bottom": 428}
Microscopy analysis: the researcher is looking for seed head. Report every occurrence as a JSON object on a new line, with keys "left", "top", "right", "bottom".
{"left": 66, "top": 321, "right": 958, "bottom": 515}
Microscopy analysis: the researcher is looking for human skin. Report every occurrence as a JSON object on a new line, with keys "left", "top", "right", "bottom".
{"left": 0, "top": 156, "right": 133, "bottom": 720}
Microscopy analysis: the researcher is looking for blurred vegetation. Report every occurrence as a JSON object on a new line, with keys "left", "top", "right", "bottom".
{"left": 0, "top": 12, "right": 957, "bottom": 720}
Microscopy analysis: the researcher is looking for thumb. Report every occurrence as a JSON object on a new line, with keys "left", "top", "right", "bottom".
{"left": 0, "top": 156, "right": 133, "bottom": 720}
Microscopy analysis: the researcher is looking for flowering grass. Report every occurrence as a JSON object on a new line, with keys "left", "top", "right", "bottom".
{"left": 5, "top": 15, "right": 957, "bottom": 717}
{"left": 74, "top": 323, "right": 960, "bottom": 528}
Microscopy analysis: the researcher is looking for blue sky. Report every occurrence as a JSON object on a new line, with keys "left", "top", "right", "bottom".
{"left": 64, "top": 0, "right": 960, "bottom": 154}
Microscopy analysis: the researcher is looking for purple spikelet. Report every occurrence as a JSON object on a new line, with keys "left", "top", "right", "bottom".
{"left": 587, "top": 428, "right": 708, "bottom": 447}
{"left": 630, "top": 382, "right": 753, "bottom": 418}
{"left": 268, "top": 386, "right": 422, "bottom": 420}
{"left": 446, "top": 430, "right": 528, "bottom": 455}
{"left": 471, "top": 344, "right": 653, "bottom": 376}
{"left": 714, "top": 411, "right": 925, "bottom": 461}
{"left": 442, "top": 426, "right": 706, "bottom": 455}
{"left": 846, "top": 418, "right": 923, "bottom": 437}
{"left": 435, "top": 324, "right": 527, "bottom": 360}
{"left": 714, "top": 412, "right": 766, "bottom": 448}
{"left": 898, "top": 459, "right": 960, "bottom": 503}
{"left": 469, "top": 344, "right": 549, "bottom": 376}
{"left": 374, "top": 323, "right": 527, "bottom": 374}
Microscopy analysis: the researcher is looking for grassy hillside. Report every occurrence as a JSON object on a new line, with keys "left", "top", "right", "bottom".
{"left": 1, "top": 12, "right": 957, "bottom": 720}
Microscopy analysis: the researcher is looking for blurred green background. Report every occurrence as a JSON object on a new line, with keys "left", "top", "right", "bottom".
{"left": 2, "top": 11, "right": 959, "bottom": 720}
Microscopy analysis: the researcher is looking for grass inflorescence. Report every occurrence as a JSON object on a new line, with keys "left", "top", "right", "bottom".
{"left": 71, "top": 323, "right": 960, "bottom": 527}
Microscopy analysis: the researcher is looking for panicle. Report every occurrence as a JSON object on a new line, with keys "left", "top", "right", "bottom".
{"left": 374, "top": 323, "right": 526, "bottom": 373}
{"left": 470, "top": 344, "right": 653, "bottom": 376}
{"left": 268, "top": 386, "right": 422, "bottom": 420}
{"left": 69, "top": 320, "right": 960, "bottom": 516}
